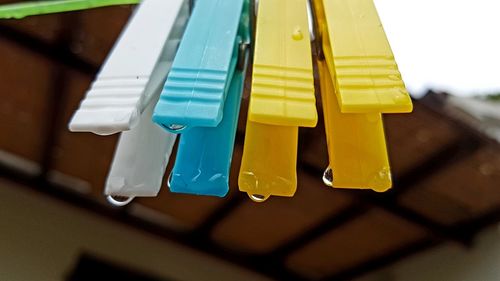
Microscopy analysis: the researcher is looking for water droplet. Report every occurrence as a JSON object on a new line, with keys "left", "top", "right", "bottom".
{"left": 378, "top": 168, "right": 391, "bottom": 180}
{"left": 166, "top": 124, "right": 186, "bottom": 132}
{"left": 292, "top": 27, "right": 304, "bottom": 40}
{"left": 167, "top": 172, "right": 173, "bottom": 188}
{"left": 322, "top": 168, "right": 334, "bottom": 186}
{"left": 393, "top": 91, "right": 407, "bottom": 101}
{"left": 249, "top": 194, "right": 268, "bottom": 203}
{"left": 107, "top": 195, "right": 134, "bottom": 207}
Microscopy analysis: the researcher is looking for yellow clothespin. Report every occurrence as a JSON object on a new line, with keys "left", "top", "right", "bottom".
{"left": 317, "top": 0, "right": 413, "bottom": 113}
{"left": 239, "top": 0, "right": 317, "bottom": 202}
{"left": 313, "top": 0, "right": 413, "bottom": 192}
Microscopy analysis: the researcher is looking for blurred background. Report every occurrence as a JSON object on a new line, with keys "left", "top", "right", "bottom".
{"left": 0, "top": 0, "right": 499, "bottom": 281}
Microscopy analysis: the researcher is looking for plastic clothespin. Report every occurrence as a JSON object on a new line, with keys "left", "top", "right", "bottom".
{"left": 317, "top": 59, "right": 391, "bottom": 192}
{"left": 105, "top": 94, "right": 176, "bottom": 204}
{"left": 154, "top": 0, "right": 251, "bottom": 197}
{"left": 239, "top": 0, "right": 317, "bottom": 202}
{"left": 105, "top": 1, "right": 191, "bottom": 203}
{"left": 312, "top": 0, "right": 412, "bottom": 192}
{"left": 318, "top": 0, "right": 412, "bottom": 114}
{"left": 68, "top": 0, "right": 190, "bottom": 205}
{"left": 0, "top": 0, "right": 139, "bottom": 19}
{"left": 69, "top": 0, "right": 186, "bottom": 135}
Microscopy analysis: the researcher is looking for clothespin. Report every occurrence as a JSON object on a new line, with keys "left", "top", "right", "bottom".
{"left": 153, "top": 0, "right": 251, "bottom": 197}
{"left": 69, "top": 0, "right": 186, "bottom": 135}
{"left": 239, "top": 0, "right": 317, "bottom": 202}
{"left": 68, "top": 0, "right": 190, "bottom": 205}
{"left": 312, "top": 0, "right": 413, "bottom": 192}
{"left": 105, "top": 94, "right": 177, "bottom": 206}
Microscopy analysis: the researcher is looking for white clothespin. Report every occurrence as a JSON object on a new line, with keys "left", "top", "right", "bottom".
{"left": 69, "top": 0, "right": 187, "bottom": 135}
{"left": 68, "top": 0, "right": 190, "bottom": 205}
{"left": 105, "top": 88, "right": 176, "bottom": 201}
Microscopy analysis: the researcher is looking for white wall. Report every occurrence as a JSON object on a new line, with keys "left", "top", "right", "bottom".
{"left": 357, "top": 225, "right": 500, "bottom": 281}
{"left": 0, "top": 179, "right": 271, "bottom": 281}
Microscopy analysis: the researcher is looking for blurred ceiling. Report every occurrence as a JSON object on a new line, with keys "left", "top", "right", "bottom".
{"left": 0, "top": 3, "right": 499, "bottom": 281}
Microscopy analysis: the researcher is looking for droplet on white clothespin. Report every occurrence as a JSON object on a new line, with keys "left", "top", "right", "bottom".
{"left": 106, "top": 195, "right": 135, "bottom": 207}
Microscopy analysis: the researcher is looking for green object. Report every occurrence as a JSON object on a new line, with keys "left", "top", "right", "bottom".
{"left": 486, "top": 94, "right": 500, "bottom": 102}
{"left": 0, "top": 0, "right": 140, "bottom": 19}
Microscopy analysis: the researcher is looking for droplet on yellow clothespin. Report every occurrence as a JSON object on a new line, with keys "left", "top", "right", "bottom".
{"left": 292, "top": 27, "right": 304, "bottom": 40}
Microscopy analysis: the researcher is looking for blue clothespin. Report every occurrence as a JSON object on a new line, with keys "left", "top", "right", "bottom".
{"left": 153, "top": 0, "right": 250, "bottom": 197}
{"left": 153, "top": 0, "right": 248, "bottom": 131}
